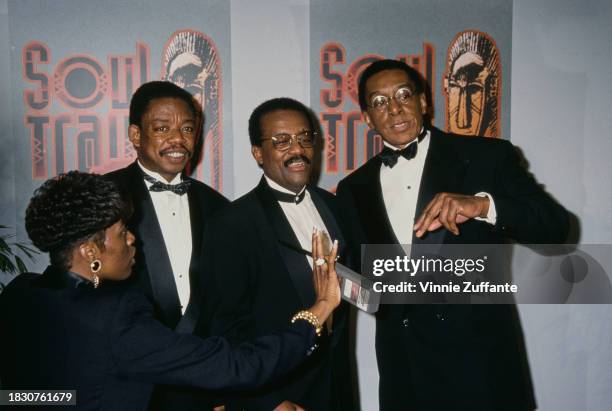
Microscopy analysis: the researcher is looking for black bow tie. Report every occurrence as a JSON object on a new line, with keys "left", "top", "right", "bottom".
{"left": 271, "top": 187, "right": 307, "bottom": 205}
{"left": 378, "top": 128, "right": 427, "bottom": 168}
{"left": 143, "top": 174, "right": 191, "bottom": 196}
{"left": 379, "top": 142, "right": 418, "bottom": 168}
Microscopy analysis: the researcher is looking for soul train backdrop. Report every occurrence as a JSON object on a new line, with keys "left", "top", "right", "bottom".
{"left": 1, "top": 0, "right": 611, "bottom": 410}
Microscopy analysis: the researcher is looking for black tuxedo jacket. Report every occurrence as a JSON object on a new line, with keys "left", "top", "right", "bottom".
{"left": 203, "top": 177, "right": 354, "bottom": 411}
{"left": 106, "top": 161, "right": 228, "bottom": 333}
{"left": 0, "top": 267, "right": 319, "bottom": 411}
{"left": 336, "top": 127, "right": 569, "bottom": 411}
{"left": 106, "top": 162, "right": 229, "bottom": 410}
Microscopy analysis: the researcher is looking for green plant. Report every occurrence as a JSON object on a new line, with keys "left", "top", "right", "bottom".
{"left": 0, "top": 225, "right": 39, "bottom": 275}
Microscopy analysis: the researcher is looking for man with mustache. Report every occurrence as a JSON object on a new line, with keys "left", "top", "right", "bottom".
{"left": 336, "top": 59, "right": 569, "bottom": 411}
{"left": 106, "top": 81, "right": 229, "bottom": 410}
{"left": 203, "top": 98, "right": 354, "bottom": 411}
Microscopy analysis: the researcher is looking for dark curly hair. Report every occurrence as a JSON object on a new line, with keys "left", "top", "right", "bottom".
{"left": 25, "top": 171, "right": 131, "bottom": 270}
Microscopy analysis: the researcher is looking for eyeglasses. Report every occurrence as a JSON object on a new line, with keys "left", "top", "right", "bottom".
{"left": 261, "top": 130, "right": 318, "bottom": 151}
{"left": 367, "top": 87, "right": 416, "bottom": 112}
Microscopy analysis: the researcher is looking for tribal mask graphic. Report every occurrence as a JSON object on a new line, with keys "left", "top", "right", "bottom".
{"left": 161, "top": 30, "right": 223, "bottom": 189}
{"left": 443, "top": 30, "right": 501, "bottom": 138}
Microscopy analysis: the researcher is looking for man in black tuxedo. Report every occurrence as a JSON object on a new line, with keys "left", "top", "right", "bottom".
{"left": 203, "top": 98, "right": 354, "bottom": 411}
{"left": 336, "top": 59, "right": 570, "bottom": 411}
{"left": 106, "top": 81, "right": 229, "bottom": 410}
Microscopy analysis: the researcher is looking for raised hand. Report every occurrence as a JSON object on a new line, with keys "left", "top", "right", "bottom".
{"left": 308, "top": 229, "right": 341, "bottom": 325}
{"left": 413, "top": 192, "right": 489, "bottom": 237}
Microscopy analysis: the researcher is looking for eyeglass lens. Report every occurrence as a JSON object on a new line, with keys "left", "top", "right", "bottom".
{"left": 370, "top": 87, "right": 415, "bottom": 111}
{"left": 272, "top": 131, "right": 315, "bottom": 150}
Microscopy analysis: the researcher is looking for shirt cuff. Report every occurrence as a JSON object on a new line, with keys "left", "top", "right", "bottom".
{"left": 474, "top": 192, "right": 497, "bottom": 225}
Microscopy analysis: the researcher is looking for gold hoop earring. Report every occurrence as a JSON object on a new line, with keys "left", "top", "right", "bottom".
{"left": 90, "top": 259, "right": 101, "bottom": 273}
{"left": 90, "top": 259, "right": 101, "bottom": 289}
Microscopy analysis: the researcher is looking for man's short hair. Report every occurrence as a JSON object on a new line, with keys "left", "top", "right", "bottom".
{"left": 248, "top": 98, "right": 314, "bottom": 146}
{"left": 358, "top": 59, "right": 425, "bottom": 111}
{"left": 129, "top": 81, "right": 198, "bottom": 127}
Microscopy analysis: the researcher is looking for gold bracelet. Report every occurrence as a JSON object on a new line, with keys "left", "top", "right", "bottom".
{"left": 291, "top": 310, "right": 322, "bottom": 337}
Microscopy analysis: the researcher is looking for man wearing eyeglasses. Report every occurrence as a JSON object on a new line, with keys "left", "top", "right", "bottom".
{"left": 336, "top": 59, "right": 569, "bottom": 411}
{"left": 203, "top": 98, "right": 354, "bottom": 411}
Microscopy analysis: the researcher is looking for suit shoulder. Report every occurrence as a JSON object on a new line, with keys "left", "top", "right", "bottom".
{"left": 105, "top": 167, "right": 126, "bottom": 179}
{"left": 338, "top": 155, "right": 380, "bottom": 189}
{"left": 207, "top": 188, "right": 258, "bottom": 226}
{"left": 435, "top": 128, "right": 514, "bottom": 154}
{"left": 10, "top": 272, "right": 40, "bottom": 284}
{"left": 429, "top": 131, "right": 516, "bottom": 171}
{"left": 188, "top": 179, "right": 230, "bottom": 206}
{"left": 104, "top": 166, "right": 138, "bottom": 195}
{"left": 0, "top": 273, "right": 39, "bottom": 298}
{"left": 105, "top": 165, "right": 133, "bottom": 182}
{"left": 310, "top": 185, "right": 335, "bottom": 202}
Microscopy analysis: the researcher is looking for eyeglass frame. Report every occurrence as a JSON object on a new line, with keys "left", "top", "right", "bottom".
{"left": 366, "top": 86, "right": 419, "bottom": 112}
{"left": 260, "top": 130, "right": 319, "bottom": 151}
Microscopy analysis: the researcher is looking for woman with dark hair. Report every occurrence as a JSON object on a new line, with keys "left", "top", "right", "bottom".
{"left": 0, "top": 171, "right": 340, "bottom": 411}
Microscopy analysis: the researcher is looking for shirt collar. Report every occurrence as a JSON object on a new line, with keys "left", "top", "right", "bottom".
{"left": 264, "top": 175, "right": 307, "bottom": 197}
{"left": 41, "top": 265, "right": 96, "bottom": 289}
{"left": 137, "top": 160, "right": 183, "bottom": 185}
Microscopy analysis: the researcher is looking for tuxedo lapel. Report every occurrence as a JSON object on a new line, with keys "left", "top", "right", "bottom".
{"left": 353, "top": 158, "right": 399, "bottom": 245}
{"left": 126, "top": 164, "right": 182, "bottom": 328}
{"left": 413, "top": 128, "right": 470, "bottom": 246}
{"left": 176, "top": 184, "right": 204, "bottom": 333}
{"left": 187, "top": 184, "right": 204, "bottom": 268}
{"left": 255, "top": 178, "right": 316, "bottom": 306}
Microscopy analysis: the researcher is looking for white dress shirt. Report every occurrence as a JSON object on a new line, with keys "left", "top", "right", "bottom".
{"left": 264, "top": 176, "right": 328, "bottom": 269}
{"left": 380, "top": 131, "right": 431, "bottom": 244}
{"left": 138, "top": 161, "right": 192, "bottom": 314}
{"left": 379, "top": 130, "right": 496, "bottom": 245}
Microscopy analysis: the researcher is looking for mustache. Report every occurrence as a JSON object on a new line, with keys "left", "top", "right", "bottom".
{"left": 283, "top": 155, "right": 311, "bottom": 167}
